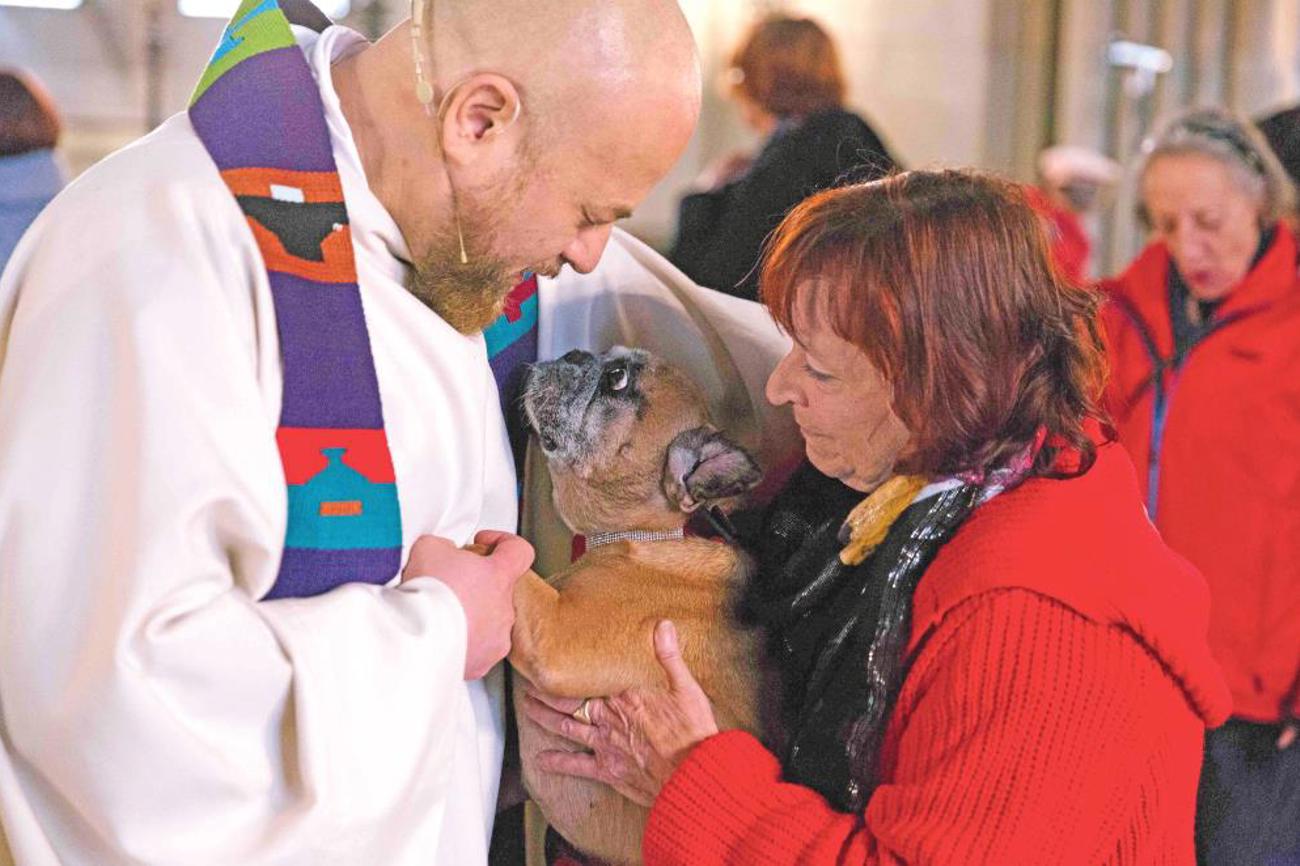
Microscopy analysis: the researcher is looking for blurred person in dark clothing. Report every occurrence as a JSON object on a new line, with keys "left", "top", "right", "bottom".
{"left": 669, "top": 15, "right": 896, "bottom": 300}
{"left": 1256, "top": 104, "right": 1300, "bottom": 209}
{"left": 0, "top": 69, "right": 65, "bottom": 276}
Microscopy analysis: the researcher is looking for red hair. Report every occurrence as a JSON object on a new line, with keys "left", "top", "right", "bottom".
{"left": 729, "top": 15, "right": 845, "bottom": 118}
{"left": 761, "top": 169, "right": 1108, "bottom": 479}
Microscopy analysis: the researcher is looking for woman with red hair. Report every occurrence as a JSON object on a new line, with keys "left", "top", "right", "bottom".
{"left": 528, "top": 169, "right": 1230, "bottom": 864}
{"left": 669, "top": 14, "right": 895, "bottom": 302}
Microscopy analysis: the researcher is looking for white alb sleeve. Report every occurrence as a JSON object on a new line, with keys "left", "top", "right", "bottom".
{"left": 0, "top": 185, "right": 470, "bottom": 865}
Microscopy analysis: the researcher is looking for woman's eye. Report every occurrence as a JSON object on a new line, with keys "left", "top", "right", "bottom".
{"left": 604, "top": 363, "right": 630, "bottom": 392}
{"left": 803, "top": 362, "right": 834, "bottom": 383}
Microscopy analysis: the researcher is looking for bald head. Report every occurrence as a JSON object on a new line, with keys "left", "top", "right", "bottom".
{"left": 334, "top": 0, "right": 701, "bottom": 332}
{"left": 424, "top": 0, "right": 701, "bottom": 140}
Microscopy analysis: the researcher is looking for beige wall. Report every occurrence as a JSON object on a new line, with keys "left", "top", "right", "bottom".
{"left": 1, "top": 0, "right": 999, "bottom": 250}
{"left": 7, "top": 0, "right": 1300, "bottom": 265}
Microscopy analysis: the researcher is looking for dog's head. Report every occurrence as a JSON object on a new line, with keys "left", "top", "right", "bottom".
{"left": 523, "top": 347, "right": 762, "bottom": 534}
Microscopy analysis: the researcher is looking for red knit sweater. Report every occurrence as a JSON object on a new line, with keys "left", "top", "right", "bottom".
{"left": 643, "top": 444, "right": 1231, "bottom": 865}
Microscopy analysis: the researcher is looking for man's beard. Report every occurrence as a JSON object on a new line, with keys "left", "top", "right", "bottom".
{"left": 407, "top": 200, "right": 519, "bottom": 335}
{"left": 407, "top": 164, "right": 564, "bottom": 335}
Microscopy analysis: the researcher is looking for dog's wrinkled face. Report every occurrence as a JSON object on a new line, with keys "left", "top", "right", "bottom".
{"left": 524, "top": 347, "right": 664, "bottom": 469}
{"left": 523, "top": 347, "right": 761, "bottom": 534}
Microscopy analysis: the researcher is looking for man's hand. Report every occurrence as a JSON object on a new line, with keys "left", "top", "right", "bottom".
{"left": 402, "top": 530, "right": 534, "bottom": 681}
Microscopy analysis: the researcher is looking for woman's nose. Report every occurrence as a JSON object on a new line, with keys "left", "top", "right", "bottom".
{"left": 1168, "top": 220, "right": 1206, "bottom": 256}
{"left": 765, "top": 353, "right": 800, "bottom": 407}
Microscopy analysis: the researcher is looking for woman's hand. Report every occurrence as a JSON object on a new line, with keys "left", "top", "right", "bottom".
{"left": 1278, "top": 721, "right": 1298, "bottom": 751}
{"left": 521, "top": 621, "right": 719, "bottom": 807}
{"left": 693, "top": 150, "right": 753, "bottom": 191}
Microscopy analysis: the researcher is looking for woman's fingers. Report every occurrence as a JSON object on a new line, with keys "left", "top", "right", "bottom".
{"left": 536, "top": 748, "right": 601, "bottom": 779}
{"left": 519, "top": 682, "right": 585, "bottom": 716}
{"left": 1278, "top": 722, "right": 1298, "bottom": 750}
{"left": 520, "top": 630, "right": 715, "bottom": 805}
{"left": 654, "top": 620, "right": 701, "bottom": 697}
{"left": 536, "top": 748, "right": 655, "bottom": 808}
{"left": 522, "top": 693, "right": 597, "bottom": 747}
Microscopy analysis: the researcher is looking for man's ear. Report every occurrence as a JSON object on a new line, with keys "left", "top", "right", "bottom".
{"left": 662, "top": 426, "right": 763, "bottom": 513}
{"left": 439, "top": 73, "right": 523, "bottom": 159}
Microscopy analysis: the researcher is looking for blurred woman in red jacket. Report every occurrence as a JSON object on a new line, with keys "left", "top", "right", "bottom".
{"left": 1100, "top": 108, "right": 1300, "bottom": 866}
{"left": 525, "top": 170, "right": 1231, "bottom": 865}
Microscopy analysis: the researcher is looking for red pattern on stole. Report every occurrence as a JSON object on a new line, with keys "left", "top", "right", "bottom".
{"left": 276, "top": 428, "right": 398, "bottom": 484}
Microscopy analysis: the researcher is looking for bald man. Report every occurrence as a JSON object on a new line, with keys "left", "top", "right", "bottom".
{"left": 0, "top": 2, "right": 797, "bottom": 865}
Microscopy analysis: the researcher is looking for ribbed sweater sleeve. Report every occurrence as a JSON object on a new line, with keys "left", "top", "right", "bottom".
{"left": 643, "top": 588, "right": 1195, "bottom": 865}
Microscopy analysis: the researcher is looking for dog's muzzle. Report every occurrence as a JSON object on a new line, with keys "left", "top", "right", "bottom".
{"left": 523, "top": 351, "right": 602, "bottom": 458}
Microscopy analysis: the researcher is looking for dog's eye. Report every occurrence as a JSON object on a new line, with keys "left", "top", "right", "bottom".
{"left": 603, "top": 362, "right": 629, "bottom": 393}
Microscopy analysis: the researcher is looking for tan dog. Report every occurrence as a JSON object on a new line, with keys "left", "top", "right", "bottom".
{"left": 509, "top": 346, "right": 763, "bottom": 866}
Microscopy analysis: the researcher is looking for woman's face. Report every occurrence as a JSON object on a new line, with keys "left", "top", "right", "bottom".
{"left": 765, "top": 296, "right": 912, "bottom": 493}
{"left": 1142, "top": 152, "right": 1264, "bottom": 301}
{"left": 734, "top": 92, "right": 777, "bottom": 135}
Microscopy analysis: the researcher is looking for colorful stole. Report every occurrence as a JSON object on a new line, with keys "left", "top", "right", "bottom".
{"left": 189, "top": 0, "right": 401, "bottom": 599}
{"left": 487, "top": 274, "right": 540, "bottom": 481}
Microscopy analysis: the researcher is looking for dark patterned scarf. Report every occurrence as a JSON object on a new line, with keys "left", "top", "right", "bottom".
{"left": 741, "top": 455, "right": 1040, "bottom": 812}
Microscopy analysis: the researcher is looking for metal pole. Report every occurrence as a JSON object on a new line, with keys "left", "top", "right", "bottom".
{"left": 1042, "top": 0, "right": 1065, "bottom": 148}
{"left": 1099, "top": 0, "right": 1132, "bottom": 274}
{"left": 144, "top": 0, "right": 166, "bottom": 131}
{"left": 1222, "top": 0, "right": 1241, "bottom": 110}
{"left": 1182, "top": 0, "right": 1202, "bottom": 104}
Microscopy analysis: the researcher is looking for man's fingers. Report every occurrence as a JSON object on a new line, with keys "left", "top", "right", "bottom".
{"left": 1278, "top": 723, "right": 1298, "bottom": 751}
{"left": 522, "top": 694, "right": 596, "bottom": 747}
{"left": 478, "top": 531, "right": 535, "bottom": 576}
{"left": 653, "top": 620, "right": 699, "bottom": 695}
{"left": 411, "top": 534, "right": 457, "bottom": 552}
{"left": 536, "top": 748, "right": 603, "bottom": 781}
{"left": 473, "top": 529, "right": 512, "bottom": 547}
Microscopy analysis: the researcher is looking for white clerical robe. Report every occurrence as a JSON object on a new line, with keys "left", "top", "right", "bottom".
{"left": 0, "top": 23, "right": 795, "bottom": 866}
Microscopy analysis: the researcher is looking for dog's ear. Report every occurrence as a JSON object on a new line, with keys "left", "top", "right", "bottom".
{"left": 663, "top": 426, "right": 762, "bottom": 513}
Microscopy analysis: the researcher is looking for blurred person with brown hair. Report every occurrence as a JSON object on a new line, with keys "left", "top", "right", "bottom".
{"left": 0, "top": 68, "right": 65, "bottom": 275}
{"left": 669, "top": 14, "right": 896, "bottom": 301}
{"left": 527, "top": 170, "right": 1230, "bottom": 865}
{"left": 1100, "top": 107, "right": 1300, "bottom": 866}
